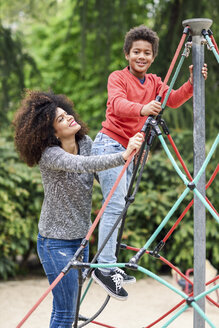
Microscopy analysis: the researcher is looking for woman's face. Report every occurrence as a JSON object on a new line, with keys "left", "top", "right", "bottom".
{"left": 53, "top": 107, "right": 81, "bottom": 140}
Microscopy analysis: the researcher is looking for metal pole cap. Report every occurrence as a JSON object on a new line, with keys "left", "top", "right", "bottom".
{"left": 182, "top": 18, "right": 212, "bottom": 36}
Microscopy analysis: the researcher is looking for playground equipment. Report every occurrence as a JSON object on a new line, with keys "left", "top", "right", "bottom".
{"left": 16, "top": 18, "right": 219, "bottom": 328}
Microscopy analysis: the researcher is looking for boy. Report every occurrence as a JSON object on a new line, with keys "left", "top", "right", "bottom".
{"left": 91, "top": 25, "right": 208, "bottom": 301}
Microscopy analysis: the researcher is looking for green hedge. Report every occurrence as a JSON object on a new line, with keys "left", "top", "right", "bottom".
{"left": 0, "top": 131, "right": 218, "bottom": 279}
{"left": 0, "top": 135, "right": 42, "bottom": 279}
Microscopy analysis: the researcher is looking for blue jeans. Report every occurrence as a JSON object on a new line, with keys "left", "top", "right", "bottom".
{"left": 91, "top": 132, "right": 133, "bottom": 266}
{"left": 37, "top": 234, "right": 89, "bottom": 328}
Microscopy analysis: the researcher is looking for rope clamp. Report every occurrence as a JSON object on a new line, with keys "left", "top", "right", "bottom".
{"left": 125, "top": 263, "right": 138, "bottom": 270}
{"left": 159, "top": 119, "right": 170, "bottom": 135}
{"left": 125, "top": 195, "right": 135, "bottom": 203}
{"left": 152, "top": 240, "right": 165, "bottom": 257}
{"left": 188, "top": 181, "right": 196, "bottom": 190}
{"left": 129, "top": 247, "right": 146, "bottom": 264}
{"left": 149, "top": 250, "right": 160, "bottom": 259}
{"left": 183, "top": 42, "right": 192, "bottom": 58}
{"left": 186, "top": 296, "right": 195, "bottom": 307}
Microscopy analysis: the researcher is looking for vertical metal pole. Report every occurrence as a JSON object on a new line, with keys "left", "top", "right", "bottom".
{"left": 182, "top": 18, "right": 212, "bottom": 328}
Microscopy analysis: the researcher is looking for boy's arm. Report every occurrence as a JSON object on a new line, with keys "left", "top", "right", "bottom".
{"left": 165, "top": 63, "right": 208, "bottom": 109}
{"left": 107, "top": 72, "right": 143, "bottom": 117}
{"left": 165, "top": 80, "right": 193, "bottom": 108}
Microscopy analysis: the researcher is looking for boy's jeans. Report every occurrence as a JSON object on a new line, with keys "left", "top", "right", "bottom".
{"left": 91, "top": 132, "right": 133, "bottom": 266}
{"left": 37, "top": 234, "right": 89, "bottom": 328}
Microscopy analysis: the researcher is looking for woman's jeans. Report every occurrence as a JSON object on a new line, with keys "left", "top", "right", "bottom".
{"left": 37, "top": 234, "right": 89, "bottom": 328}
{"left": 91, "top": 132, "right": 133, "bottom": 266}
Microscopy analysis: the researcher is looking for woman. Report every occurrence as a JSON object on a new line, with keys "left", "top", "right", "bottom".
{"left": 13, "top": 90, "right": 143, "bottom": 328}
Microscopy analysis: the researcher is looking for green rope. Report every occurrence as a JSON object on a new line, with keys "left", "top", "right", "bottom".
{"left": 88, "top": 263, "right": 218, "bottom": 328}
{"left": 194, "top": 188, "right": 219, "bottom": 223}
{"left": 144, "top": 187, "right": 190, "bottom": 250}
{"left": 80, "top": 277, "right": 93, "bottom": 304}
{"left": 193, "top": 134, "right": 219, "bottom": 185}
{"left": 204, "top": 34, "right": 219, "bottom": 63}
{"left": 158, "top": 134, "right": 189, "bottom": 184}
{"left": 162, "top": 45, "right": 189, "bottom": 110}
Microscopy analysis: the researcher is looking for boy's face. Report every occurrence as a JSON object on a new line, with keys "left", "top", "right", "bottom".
{"left": 125, "top": 40, "right": 154, "bottom": 79}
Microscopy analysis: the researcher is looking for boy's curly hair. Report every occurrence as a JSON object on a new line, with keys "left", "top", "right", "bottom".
{"left": 13, "top": 90, "right": 88, "bottom": 167}
{"left": 123, "top": 25, "right": 159, "bottom": 58}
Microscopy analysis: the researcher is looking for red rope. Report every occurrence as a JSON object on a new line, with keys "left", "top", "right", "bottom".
{"left": 167, "top": 134, "right": 192, "bottom": 180}
{"left": 206, "top": 164, "right": 219, "bottom": 189}
{"left": 210, "top": 35, "right": 219, "bottom": 54}
{"left": 167, "top": 134, "right": 218, "bottom": 212}
{"left": 86, "top": 150, "right": 136, "bottom": 240}
{"left": 163, "top": 198, "right": 193, "bottom": 242}
{"left": 16, "top": 272, "right": 64, "bottom": 328}
{"left": 158, "top": 32, "right": 188, "bottom": 98}
{"left": 143, "top": 260, "right": 219, "bottom": 328}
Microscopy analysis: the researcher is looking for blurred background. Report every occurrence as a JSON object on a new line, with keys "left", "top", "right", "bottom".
{"left": 0, "top": 0, "right": 218, "bottom": 280}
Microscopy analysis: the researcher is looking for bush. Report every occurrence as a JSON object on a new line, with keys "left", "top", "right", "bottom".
{"left": 0, "top": 135, "right": 43, "bottom": 279}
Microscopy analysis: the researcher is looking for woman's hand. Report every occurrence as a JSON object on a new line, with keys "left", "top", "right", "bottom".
{"left": 122, "top": 133, "right": 144, "bottom": 161}
{"left": 189, "top": 63, "right": 208, "bottom": 84}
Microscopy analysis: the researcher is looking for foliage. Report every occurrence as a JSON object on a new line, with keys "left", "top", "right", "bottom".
{"left": 0, "top": 23, "right": 39, "bottom": 128}
{"left": 0, "top": 133, "right": 43, "bottom": 279}
{"left": 0, "top": 0, "right": 218, "bottom": 279}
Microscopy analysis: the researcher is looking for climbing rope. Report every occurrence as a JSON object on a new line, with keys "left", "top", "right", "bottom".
{"left": 16, "top": 25, "right": 219, "bottom": 328}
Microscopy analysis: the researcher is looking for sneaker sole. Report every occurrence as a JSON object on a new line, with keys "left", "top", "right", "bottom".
{"left": 91, "top": 271, "right": 128, "bottom": 301}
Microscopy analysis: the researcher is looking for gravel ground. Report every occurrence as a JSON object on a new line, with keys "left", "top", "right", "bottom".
{"left": 0, "top": 274, "right": 218, "bottom": 328}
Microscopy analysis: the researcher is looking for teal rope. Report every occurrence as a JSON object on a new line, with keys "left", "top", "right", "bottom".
{"left": 144, "top": 187, "right": 190, "bottom": 250}
{"left": 204, "top": 34, "right": 219, "bottom": 63}
{"left": 162, "top": 45, "right": 189, "bottom": 109}
{"left": 158, "top": 135, "right": 189, "bottom": 184}
{"left": 162, "top": 304, "right": 189, "bottom": 328}
{"left": 195, "top": 283, "right": 219, "bottom": 302}
{"left": 89, "top": 263, "right": 217, "bottom": 328}
{"left": 194, "top": 188, "right": 219, "bottom": 223}
{"left": 80, "top": 277, "right": 93, "bottom": 304}
{"left": 193, "top": 134, "right": 219, "bottom": 185}
{"left": 163, "top": 301, "right": 217, "bottom": 328}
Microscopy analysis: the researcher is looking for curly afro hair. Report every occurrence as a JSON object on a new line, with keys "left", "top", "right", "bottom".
{"left": 13, "top": 90, "right": 88, "bottom": 167}
{"left": 123, "top": 25, "right": 159, "bottom": 58}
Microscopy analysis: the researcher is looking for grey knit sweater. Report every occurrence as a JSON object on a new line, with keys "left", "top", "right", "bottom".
{"left": 38, "top": 135, "right": 125, "bottom": 240}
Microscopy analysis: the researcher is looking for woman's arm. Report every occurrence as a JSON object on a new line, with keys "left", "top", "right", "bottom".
{"left": 40, "top": 133, "right": 143, "bottom": 173}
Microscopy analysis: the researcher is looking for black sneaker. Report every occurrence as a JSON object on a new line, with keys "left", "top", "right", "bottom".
{"left": 92, "top": 268, "right": 128, "bottom": 301}
{"left": 114, "top": 268, "right": 136, "bottom": 284}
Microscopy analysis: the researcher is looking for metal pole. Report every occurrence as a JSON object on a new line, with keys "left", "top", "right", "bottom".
{"left": 182, "top": 18, "right": 212, "bottom": 328}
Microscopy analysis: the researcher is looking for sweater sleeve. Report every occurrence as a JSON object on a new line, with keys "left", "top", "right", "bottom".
{"left": 164, "top": 80, "right": 193, "bottom": 108}
{"left": 39, "top": 146, "right": 125, "bottom": 173}
{"left": 107, "top": 71, "right": 143, "bottom": 118}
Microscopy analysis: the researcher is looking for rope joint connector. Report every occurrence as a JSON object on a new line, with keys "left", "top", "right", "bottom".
{"left": 186, "top": 296, "right": 195, "bottom": 307}
{"left": 188, "top": 181, "right": 196, "bottom": 190}
{"left": 125, "top": 263, "right": 138, "bottom": 270}
{"left": 183, "top": 26, "right": 190, "bottom": 35}
{"left": 183, "top": 41, "right": 192, "bottom": 58}
{"left": 129, "top": 247, "right": 146, "bottom": 265}
{"left": 149, "top": 250, "right": 160, "bottom": 258}
{"left": 207, "top": 29, "right": 213, "bottom": 36}
{"left": 159, "top": 119, "right": 170, "bottom": 135}
{"left": 152, "top": 240, "right": 165, "bottom": 257}
{"left": 119, "top": 243, "right": 127, "bottom": 249}
{"left": 125, "top": 195, "right": 135, "bottom": 203}
{"left": 81, "top": 238, "right": 88, "bottom": 247}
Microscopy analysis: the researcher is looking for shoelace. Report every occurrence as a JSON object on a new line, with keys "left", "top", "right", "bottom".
{"left": 111, "top": 273, "right": 123, "bottom": 293}
{"left": 114, "top": 268, "right": 126, "bottom": 279}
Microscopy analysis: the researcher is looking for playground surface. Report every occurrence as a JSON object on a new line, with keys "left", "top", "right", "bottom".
{"left": 0, "top": 274, "right": 218, "bottom": 328}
